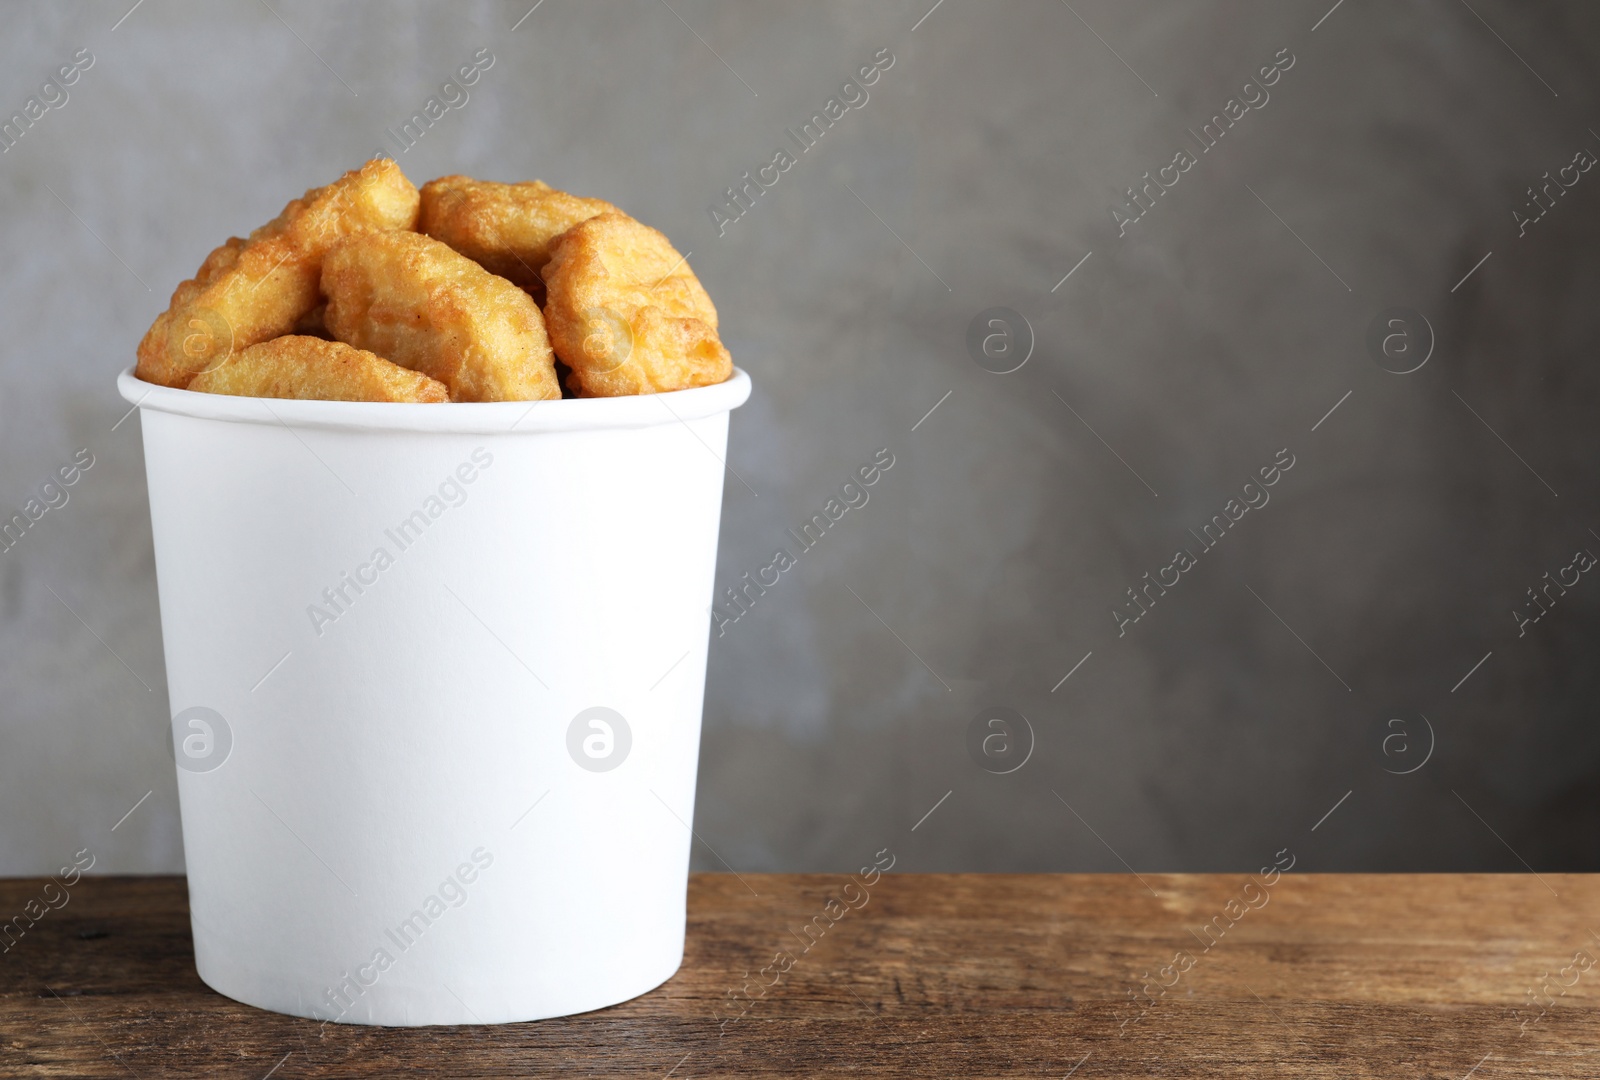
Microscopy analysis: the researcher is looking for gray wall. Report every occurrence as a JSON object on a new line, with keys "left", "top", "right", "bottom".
{"left": 3, "top": 0, "right": 1598, "bottom": 876}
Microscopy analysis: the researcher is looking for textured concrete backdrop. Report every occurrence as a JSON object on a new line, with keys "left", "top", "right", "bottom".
{"left": 2, "top": 0, "right": 1598, "bottom": 876}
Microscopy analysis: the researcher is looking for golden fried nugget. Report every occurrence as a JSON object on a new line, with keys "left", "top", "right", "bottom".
{"left": 135, "top": 158, "right": 420, "bottom": 389}
{"left": 419, "top": 175, "right": 615, "bottom": 304}
{"left": 542, "top": 211, "right": 731, "bottom": 397}
{"left": 322, "top": 231, "right": 561, "bottom": 402}
{"left": 294, "top": 302, "right": 331, "bottom": 340}
{"left": 187, "top": 336, "right": 448, "bottom": 402}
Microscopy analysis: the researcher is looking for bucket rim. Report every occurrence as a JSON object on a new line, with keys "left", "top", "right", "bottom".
{"left": 116, "top": 365, "right": 752, "bottom": 434}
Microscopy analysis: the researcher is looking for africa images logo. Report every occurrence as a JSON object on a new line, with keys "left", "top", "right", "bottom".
{"left": 709, "top": 48, "right": 895, "bottom": 238}
{"left": 306, "top": 449, "right": 493, "bottom": 636}
{"left": 170, "top": 706, "right": 233, "bottom": 773}
{"left": 712, "top": 449, "right": 895, "bottom": 636}
{"left": 567, "top": 707, "right": 632, "bottom": 772}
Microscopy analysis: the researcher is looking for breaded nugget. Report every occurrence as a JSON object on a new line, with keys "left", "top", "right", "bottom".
{"left": 322, "top": 231, "right": 560, "bottom": 402}
{"left": 542, "top": 211, "right": 731, "bottom": 397}
{"left": 294, "top": 301, "right": 331, "bottom": 339}
{"left": 135, "top": 158, "right": 420, "bottom": 389}
{"left": 187, "top": 336, "right": 448, "bottom": 402}
{"left": 419, "top": 176, "right": 615, "bottom": 304}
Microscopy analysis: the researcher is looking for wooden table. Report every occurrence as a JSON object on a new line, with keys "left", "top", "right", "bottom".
{"left": 2, "top": 874, "right": 1596, "bottom": 1077}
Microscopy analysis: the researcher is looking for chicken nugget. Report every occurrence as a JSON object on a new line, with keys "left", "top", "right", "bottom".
{"left": 419, "top": 175, "right": 615, "bottom": 304}
{"left": 135, "top": 158, "right": 421, "bottom": 389}
{"left": 187, "top": 336, "right": 448, "bottom": 402}
{"left": 542, "top": 211, "right": 731, "bottom": 397}
{"left": 322, "top": 231, "right": 560, "bottom": 402}
{"left": 294, "top": 301, "right": 331, "bottom": 340}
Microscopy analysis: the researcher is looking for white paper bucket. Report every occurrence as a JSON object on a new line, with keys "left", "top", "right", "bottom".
{"left": 118, "top": 366, "right": 751, "bottom": 1025}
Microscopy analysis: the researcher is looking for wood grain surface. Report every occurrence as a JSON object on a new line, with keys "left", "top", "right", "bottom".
{"left": 1, "top": 873, "right": 1597, "bottom": 1078}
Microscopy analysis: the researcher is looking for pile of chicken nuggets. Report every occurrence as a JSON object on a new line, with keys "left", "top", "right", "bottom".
{"left": 134, "top": 159, "right": 732, "bottom": 402}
